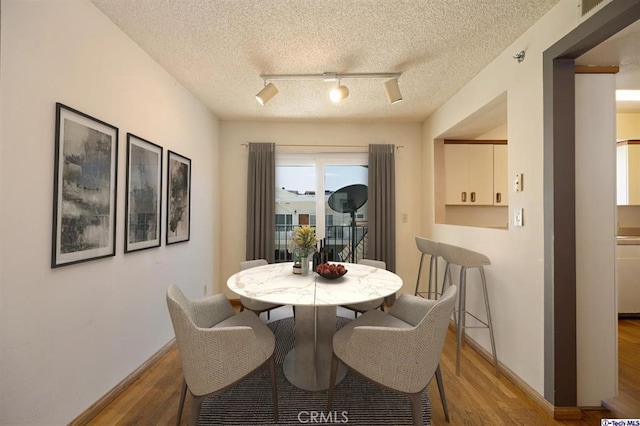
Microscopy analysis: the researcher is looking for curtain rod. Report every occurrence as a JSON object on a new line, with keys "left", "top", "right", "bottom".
{"left": 242, "top": 143, "right": 403, "bottom": 149}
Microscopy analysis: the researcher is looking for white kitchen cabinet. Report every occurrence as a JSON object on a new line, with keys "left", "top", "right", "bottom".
{"left": 444, "top": 142, "right": 507, "bottom": 206}
{"left": 493, "top": 144, "right": 508, "bottom": 206}
{"left": 616, "top": 141, "right": 640, "bottom": 205}
{"left": 617, "top": 242, "right": 640, "bottom": 314}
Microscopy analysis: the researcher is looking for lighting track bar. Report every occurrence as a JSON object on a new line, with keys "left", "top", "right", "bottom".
{"left": 255, "top": 71, "right": 403, "bottom": 106}
{"left": 260, "top": 72, "right": 402, "bottom": 82}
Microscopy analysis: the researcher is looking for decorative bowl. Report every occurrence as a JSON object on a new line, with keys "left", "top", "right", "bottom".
{"left": 316, "top": 263, "right": 348, "bottom": 280}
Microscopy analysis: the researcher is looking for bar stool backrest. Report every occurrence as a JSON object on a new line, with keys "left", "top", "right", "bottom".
{"left": 415, "top": 236, "right": 439, "bottom": 256}
{"left": 439, "top": 243, "right": 491, "bottom": 267}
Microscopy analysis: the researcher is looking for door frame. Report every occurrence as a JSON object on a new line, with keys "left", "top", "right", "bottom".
{"left": 543, "top": 0, "right": 640, "bottom": 411}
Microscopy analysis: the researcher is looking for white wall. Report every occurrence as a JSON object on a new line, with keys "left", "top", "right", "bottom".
{"left": 575, "top": 74, "right": 617, "bottom": 405}
{"left": 218, "top": 121, "right": 422, "bottom": 298}
{"left": 0, "top": 1, "right": 219, "bottom": 424}
{"left": 422, "top": 1, "right": 582, "bottom": 396}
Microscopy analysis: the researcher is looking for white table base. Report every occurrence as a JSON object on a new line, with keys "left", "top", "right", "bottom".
{"left": 282, "top": 305, "right": 347, "bottom": 391}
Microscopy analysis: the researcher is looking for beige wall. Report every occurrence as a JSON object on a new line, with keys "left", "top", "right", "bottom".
{"left": 422, "top": 1, "right": 582, "bottom": 396}
{"left": 617, "top": 112, "right": 640, "bottom": 140}
{"left": 0, "top": 1, "right": 219, "bottom": 423}
{"left": 218, "top": 121, "right": 422, "bottom": 297}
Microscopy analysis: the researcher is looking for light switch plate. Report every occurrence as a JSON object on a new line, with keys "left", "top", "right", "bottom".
{"left": 514, "top": 173, "right": 523, "bottom": 192}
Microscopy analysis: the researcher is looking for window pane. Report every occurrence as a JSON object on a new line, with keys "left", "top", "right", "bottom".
{"left": 324, "top": 165, "right": 368, "bottom": 263}
{"left": 275, "top": 166, "right": 316, "bottom": 262}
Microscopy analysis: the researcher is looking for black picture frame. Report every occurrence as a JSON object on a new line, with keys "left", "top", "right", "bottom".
{"left": 125, "top": 133, "right": 163, "bottom": 253}
{"left": 166, "top": 150, "right": 191, "bottom": 245}
{"left": 52, "top": 103, "right": 118, "bottom": 268}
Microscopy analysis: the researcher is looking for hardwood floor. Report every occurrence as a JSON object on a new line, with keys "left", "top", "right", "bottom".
{"left": 86, "top": 309, "right": 638, "bottom": 425}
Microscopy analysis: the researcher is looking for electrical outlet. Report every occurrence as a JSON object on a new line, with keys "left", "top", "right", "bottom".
{"left": 401, "top": 213, "right": 408, "bottom": 223}
{"left": 513, "top": 208, "right": 524, "bottom": 227}
{"left": 203, "top": 285, "right": 207, "bottom": 295}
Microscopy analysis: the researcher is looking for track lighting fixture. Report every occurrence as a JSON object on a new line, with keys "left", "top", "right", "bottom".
{"left": 329, "top": 80, "right": 349, "bottom": 103}
{"left": 255, "top": 72, "right": 402, "bottom": 106}
{"left": 513, "top": 51, "right": 525, "bottom": 63}
{"left": 256, "top": 82, "right": 278, "bottom": 106}
{"left": 383, "top": 78, "right": 403, "bottom": 104}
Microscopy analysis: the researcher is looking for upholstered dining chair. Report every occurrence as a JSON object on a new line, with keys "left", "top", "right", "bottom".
{"left": 328, "top": 285, "right": 458, "bottom": 425}
{"left": 340, "top": 259, "right": 387, "bottom": 317}
{"left": 166, "top": 285, "right": 278, "bottom": 426}
{"left": 239, "top": 259, "right": 283, "bottom": 320}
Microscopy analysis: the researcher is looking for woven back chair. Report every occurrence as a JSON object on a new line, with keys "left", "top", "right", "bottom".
{"left": 166, "top": 285, "right": 278, "bottom": 426}
{"left": 328, "top": 285, "right": 457, "bottom": 425}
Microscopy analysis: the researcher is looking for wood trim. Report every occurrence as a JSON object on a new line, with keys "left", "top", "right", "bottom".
{"left": 616, "top": 140, "right": 640, "bottom": 146}
{"left": 443, "top": 139, "right": 507, "bottom": 145}
{"left": 451, "top": 323, "right": 593, "bottom": 421}
{"left": 69, "top": 338, "right": 176, "bottom": 426}
{"left": 574, "top": 65, "right": 619, "bottom": 74}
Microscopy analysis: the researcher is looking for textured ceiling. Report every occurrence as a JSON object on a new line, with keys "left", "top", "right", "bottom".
{"left": 90, "top": 0, "right": 561, "bottom": 122}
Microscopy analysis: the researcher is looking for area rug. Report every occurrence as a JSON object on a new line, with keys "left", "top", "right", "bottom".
{"left": 199, "top": 316, "right": 431, "bottom": 425}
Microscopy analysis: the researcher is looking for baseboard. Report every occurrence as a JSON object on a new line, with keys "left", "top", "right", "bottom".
{"left": 69, "top": 338, "right": 176, "bottom": 426}
{"left": 450, "top": 323, "right": 584, "bottom": 421}
{"left": 230, "top": 298, "right": 242, "bottom": 310}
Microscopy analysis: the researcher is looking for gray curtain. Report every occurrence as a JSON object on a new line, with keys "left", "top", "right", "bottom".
{"left": 246, "top": 143, "right": 275, "bottom": 263}
{"left": 368, "top": 144, "right": 396, "bottom": 274}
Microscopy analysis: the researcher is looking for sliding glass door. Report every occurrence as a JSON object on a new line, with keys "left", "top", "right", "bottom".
{"left": 275, "top": 153, "right": 368, "bottom": 263}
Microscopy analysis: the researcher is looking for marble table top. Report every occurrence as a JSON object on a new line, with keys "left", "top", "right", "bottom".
{"left": 227, "top": 262, "right": 403, "bottom": 306}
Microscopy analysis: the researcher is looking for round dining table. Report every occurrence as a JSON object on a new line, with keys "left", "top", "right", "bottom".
{"left": 227, "top": 261, "right": 403, "bottom": 391}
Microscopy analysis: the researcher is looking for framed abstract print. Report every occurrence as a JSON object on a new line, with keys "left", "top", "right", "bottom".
{"left": 125, "top": 133, "right": 162, "bottom": 253}
{"left": 166, "top": 150, "right": 191, "bottom": 244}
{"left": 52, "top": 103, "right": 118, "bottom": 267}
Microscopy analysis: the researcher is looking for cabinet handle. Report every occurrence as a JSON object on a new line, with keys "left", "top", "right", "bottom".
{"left": 461, "top": 192, "right": 467, "bottom": 202}
{"left": 471, "top": 192, "right": 476, "bottom": 202}
{"left": 496, "top": 193, "right": 501, "bottom": 203}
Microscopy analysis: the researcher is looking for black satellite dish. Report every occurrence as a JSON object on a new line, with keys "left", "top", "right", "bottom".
{"left": 328, "top": 184, "right": 368, "bottom": 217}
{"left": 328, "top": 184, "right": 368, "bottom": 262}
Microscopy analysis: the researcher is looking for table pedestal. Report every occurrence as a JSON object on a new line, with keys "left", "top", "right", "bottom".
{"left": 282, "top": 305, "right": 347, "bottom": 391}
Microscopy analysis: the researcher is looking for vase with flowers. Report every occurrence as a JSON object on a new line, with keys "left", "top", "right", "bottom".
{"left": 289, "top": 225, "right": 317, "bottom": 276}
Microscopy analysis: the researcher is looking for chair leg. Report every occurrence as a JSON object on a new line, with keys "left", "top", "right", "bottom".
{"left": 455, "top": 267, "right": 467, "bottom": 375}
{"left": 327, "top": 353, "right": 339, "bottom": 411}
{"left": 414, "top": 253, "right": 426, "bottom": 296}
{"left": 434, "top": 364, "right": 450, "bottom": 423}
{"left": 269, "top": 354, "right": 279, "bottom": 422}
{"left": 176, "top": 378, "right": 187, "bottom": 426}
{"left": 188, "top": 394, "right": 203, "bottom": 426}
{"left": 479, "top": 267, "right": 499, "bottom": 376}
{"left": 407, "top": 392, "right": 424, "bottom": 426}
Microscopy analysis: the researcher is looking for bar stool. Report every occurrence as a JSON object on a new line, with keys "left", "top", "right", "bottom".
{"left": 440, "top": 242, "right": 499, "bottom": 376}
{"left": 413, "top": 236, "right": 451, "bottom": 422}
{"left": 414, "top": 236, "right": 442, "bottom": 300}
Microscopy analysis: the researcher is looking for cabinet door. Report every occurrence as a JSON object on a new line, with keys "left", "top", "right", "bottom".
{"left": 467, "top": 144, "right": 494, "bottom": 205}
{"left": 444, "top": 144, "right": 470, "bottom": 205}
{"left": 629, "top": 144, "right": 640, "bottom": 204}
{"left": 493, "top": 144, "right": 508, "bottom": 205}
{"left": 617, "top": 145, "right": 629, "bottom": 205}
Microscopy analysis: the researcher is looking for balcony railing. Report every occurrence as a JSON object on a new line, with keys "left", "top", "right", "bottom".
{"left": 275, "top": 224, "right": 368, "bottom": 263}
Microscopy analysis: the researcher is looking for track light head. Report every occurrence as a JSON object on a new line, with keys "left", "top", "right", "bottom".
{"left": 256, "top": 82, "right": 278, "bottom": 106}
{"left": 329, "top": 84, "right": 349, "bottom": 103}
{"left": 384, "top": 78, "right": 403, "bottom": 104}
